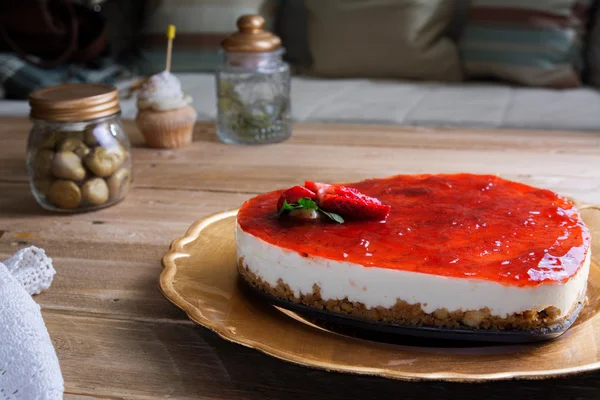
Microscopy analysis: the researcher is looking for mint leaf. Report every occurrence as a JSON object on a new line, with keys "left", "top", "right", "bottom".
{"left": 279, "top": 199, "right": 303, "bottom": 216}
{"left": 297, "top": 197, "right": 318, "bottom": 210}
{"left": 278, "top": 204, "right": 286, "bottom": 216}
{"left": 283, "top": 199, "right": 298, "bottom": 211}
{"left": 279, "top": 197, "right": 344, "bottom": 224}
{"left": 320, "top": 210, "right": 344, "bottom": 224}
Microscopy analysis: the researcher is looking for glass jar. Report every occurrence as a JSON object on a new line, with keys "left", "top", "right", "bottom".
{"left": 27, "top": 84, "right": 132, "bottom": 212}
{"left": 216, "top": 15, "right": 291, "bottom": 145}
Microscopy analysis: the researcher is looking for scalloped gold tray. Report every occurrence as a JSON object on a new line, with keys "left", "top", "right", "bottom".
{"left": 160, "top": 204, "right": 600, "bottom": 382}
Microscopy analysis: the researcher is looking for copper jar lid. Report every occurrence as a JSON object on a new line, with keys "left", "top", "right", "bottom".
{"left": 221, "top": 15, "right": 281, "bottom": 52}
{"left": 29, "top": 83, "right": 121, "bottom": 122}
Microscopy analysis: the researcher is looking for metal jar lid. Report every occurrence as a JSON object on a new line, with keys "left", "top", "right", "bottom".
{"left": 221, "top": 15, "right": 281, "bottom": 52}
{"left": 29, "top": 83, "right": 121, "bottom": 122}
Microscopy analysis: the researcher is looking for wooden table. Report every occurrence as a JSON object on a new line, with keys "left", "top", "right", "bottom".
{"left": 1, "top": 116, "right": 600, "bottom": 399}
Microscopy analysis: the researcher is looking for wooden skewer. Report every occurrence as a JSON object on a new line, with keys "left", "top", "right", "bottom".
{"left": 166, "top": 24, "right": 176, "bottom": 72}
{"left": 127, "top": 25, "right": 176, "bottom": 98}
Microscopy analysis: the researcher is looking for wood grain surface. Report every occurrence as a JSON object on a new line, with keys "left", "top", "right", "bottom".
{"left": 1, "top": 116, "right": 599, "bottom": 399}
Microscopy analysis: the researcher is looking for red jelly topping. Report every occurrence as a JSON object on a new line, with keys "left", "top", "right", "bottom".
{"left": 237, "top": 174, "right": 591, "bottom": 287}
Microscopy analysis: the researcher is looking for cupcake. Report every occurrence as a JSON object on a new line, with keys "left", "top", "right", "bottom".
{"left": 135, "top": 71, "right": 197, "bottom": 148}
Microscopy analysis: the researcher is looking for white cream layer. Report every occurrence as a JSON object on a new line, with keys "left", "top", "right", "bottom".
{"left": 236, "top": 223, "right": 590, "bottom": 318}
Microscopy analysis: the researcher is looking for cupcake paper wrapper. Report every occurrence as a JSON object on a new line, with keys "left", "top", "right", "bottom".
{"left": 136, "top": 105, "right": 197, "bottom": 149}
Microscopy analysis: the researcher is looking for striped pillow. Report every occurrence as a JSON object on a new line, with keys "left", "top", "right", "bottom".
{"left": 458, "top": 0, "right": 593, "bottom": 88}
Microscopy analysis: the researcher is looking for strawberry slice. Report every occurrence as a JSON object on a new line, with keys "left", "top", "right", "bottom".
{"left": 319, "top": 185, "right": 362, "bottom": 198}
{"left": 304, "top": 181, "right": 329, "bottom": 195}
{"left": 276, "top": 186, "right": 316, "bottom": 211}
{"left": 305, "top": 181, "right": 364, "bottom": 200}
{"left": 319, "top": 193, "right": 391, "bottom": 220}
{"left": 282, "top": 181, "right": 390, "bottom": 221}
{"left": 315, "top": 183, "right": 391, "bottom": 220}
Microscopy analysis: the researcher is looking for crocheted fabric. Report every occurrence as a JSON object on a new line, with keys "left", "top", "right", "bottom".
{"left": 0, "top": 247, "right": 63, "bottom": 400}
{"left": 2, "top": 247, "right": 56, "bottom": 296}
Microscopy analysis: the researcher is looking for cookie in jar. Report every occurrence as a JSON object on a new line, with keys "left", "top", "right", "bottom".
{"left": 27, "top": 84, "right": 132, "bottom": 212}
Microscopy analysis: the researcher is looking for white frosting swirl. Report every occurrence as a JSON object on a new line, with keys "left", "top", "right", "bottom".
{"left": 136, "top": 71, "right": 192, "bottom": 111}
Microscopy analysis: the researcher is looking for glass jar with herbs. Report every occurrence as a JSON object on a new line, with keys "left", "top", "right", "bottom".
{"left": 216, "top": 15, "right": 291, "bottom": 145}
{"left": 27, "top": 84, "right": 132, "bottom": 212}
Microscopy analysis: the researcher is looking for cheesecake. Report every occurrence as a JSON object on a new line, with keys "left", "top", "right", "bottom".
{"left": 236, "top": 174, "right": 591, "bottom": 330}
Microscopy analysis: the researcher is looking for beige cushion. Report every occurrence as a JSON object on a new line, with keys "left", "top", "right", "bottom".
{"left": 304, "top": 0, "right": 462, "bottom": 82}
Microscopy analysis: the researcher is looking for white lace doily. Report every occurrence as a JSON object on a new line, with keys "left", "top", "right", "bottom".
{"left": 0, "top": 246, "right": 63, "bottom": 400}
{"left": 3, "top": 247, "right": 56, "bottom": 296}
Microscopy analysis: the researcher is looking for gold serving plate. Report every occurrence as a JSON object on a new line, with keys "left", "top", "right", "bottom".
{"left": 160, "top": 204, "right": 600, "bottom": 382}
